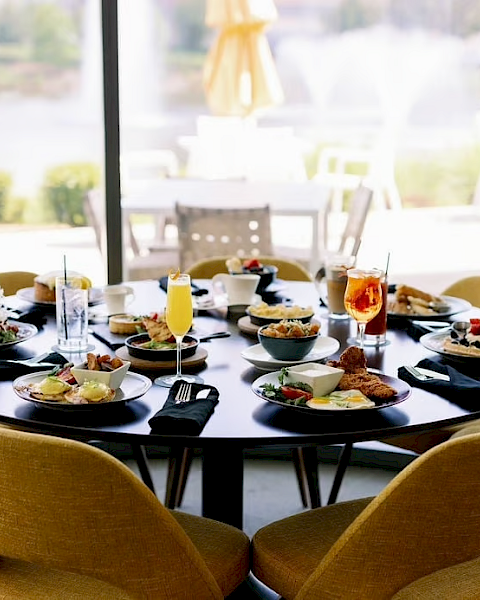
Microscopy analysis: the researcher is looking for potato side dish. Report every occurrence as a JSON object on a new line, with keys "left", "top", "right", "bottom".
{"left": 261, "top": 320, "right": 320, "bottom": 338}
{"left": 248, "top": 302, "right": 313, "bottom": 319}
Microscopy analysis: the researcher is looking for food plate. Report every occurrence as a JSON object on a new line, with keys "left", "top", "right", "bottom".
{"left": 0, "top": 321, "right": 38, "bottom": 350}
{"left": 13, "top": 371, "right": 152, "bottom": 410}
{"left": 387, "top": 294, "right": 471, "bottom": 320}
{"left": 16, "top": 287, "right": 104, "bottom": 307}
{"left": 252, "top": 371, "right": 411, "bottom": 414}
{"left": 241, "top": 336, "right": 340, "bottom": 371}
{"left": 420, "top": 331, "right": 480, "bottom": 361}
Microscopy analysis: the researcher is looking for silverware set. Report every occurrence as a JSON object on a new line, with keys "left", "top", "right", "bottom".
{"left": 175, "top": 383, "right": 211, "bottom": 404}
{"left": 404, "top": 365, "right": 450, "bottom": 382}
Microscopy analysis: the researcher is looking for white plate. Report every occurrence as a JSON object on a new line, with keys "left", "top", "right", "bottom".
{"left": 13, "top": 371, "right": 152, "bottom": 410}
{"left": 241, "top": 336, "right": 340, "bottom": 370}
{"left": 16, "top": 287, "right": 104, "bottom": 308}
{"left": 0, "top": 321, "right": 38, "bottom": 350}
{"left": 420, "top": 331, "right": 480, "bottom": 361}
{"left": 387, "top": 294, "right": 471, "bottom": 320}
{"left": 252, "top": 371, "right": 411, "bottom": 413}
{"left": 194, "top": 293, "right": 261, "bottom": 311}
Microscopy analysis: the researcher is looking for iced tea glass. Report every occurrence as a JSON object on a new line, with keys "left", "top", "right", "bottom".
{"left": 364, "top": 271, "right": 389, "bottom": 346}
{"left": 344, "top": 268, "right": 383, "bottom": 349}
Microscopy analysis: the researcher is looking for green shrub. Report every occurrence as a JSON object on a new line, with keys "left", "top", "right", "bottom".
{"left": 0, "top": 170, "right": 12, "bottom": 221}
{"left": 41, "top": 163, "right": 100, "bottom": 226}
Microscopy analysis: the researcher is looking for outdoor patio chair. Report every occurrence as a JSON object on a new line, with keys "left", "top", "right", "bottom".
{"left": 0, "top": 271, "right": 37, "bottom": 296}
{"left": 175, "top": 203, "right": 273, "bottom": 271}
{"left": 252, "top": 432, "right": 480, "bottom": 600}
{"left": 0, "top": 427, "right": 250, "bottom": 599}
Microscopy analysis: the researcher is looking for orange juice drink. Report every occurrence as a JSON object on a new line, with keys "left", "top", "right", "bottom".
{"left": 166, "top": 274, "right": 192, "bottom": 337}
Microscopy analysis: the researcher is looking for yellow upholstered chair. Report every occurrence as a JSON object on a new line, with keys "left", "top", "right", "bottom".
{"left": 187, "top": 255, "right": 312, "bottom": 282}
{"left": 252, "top": 433, "right": 480, "bottom": 600}
{"left": 0, "top": 271, "right": 37, "bottom": 296}
{"left": 442, "top": 276, "right": 480, "bottom": 308}
{"left": 0, "top": 428, "right": 249, "bottom": 599}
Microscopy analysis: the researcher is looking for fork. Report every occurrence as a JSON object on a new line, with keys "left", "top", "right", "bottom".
{"left": 175, "top": 382, "right": 192, "bottom": 404}
{"left": 404, "top": 365, "right": 449, "bottom": 382}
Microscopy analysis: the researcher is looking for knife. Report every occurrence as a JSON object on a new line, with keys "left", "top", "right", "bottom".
{"left": 415, "top": 367, "right": 450, "bottom": 382}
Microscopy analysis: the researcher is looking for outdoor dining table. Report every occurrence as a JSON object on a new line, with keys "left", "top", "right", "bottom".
{"left": 2, "top": 279, "right": 480, "bottom": 530}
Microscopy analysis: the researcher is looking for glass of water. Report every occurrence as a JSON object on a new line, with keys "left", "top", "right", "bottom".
{"left": 55, "top": 277, "right": 90, "bottom": 353}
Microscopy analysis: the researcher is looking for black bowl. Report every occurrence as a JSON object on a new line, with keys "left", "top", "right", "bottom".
{"left": 125, "top": 333, "right": 198, "bottom": 361}
{"left": 258, "top": 327, "right": 318, "bottom": 361}
{"left": 242, "top": 265, "right": 278, "bottom": 293}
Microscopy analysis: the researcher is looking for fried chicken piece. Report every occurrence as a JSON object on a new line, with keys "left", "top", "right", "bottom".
{"left": 328, "top": 346, "right": 397, "bottom": 399}
{"left": 328, "top": 346, "right": 367, "bottom": 374}
{"left": 337, "top": 372, "right": 397, "bottom": 399}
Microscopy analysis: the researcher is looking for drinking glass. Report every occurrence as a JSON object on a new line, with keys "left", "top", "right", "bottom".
{"left": 154, "top": 273, "right": 203, "bottom": 388}
{"left": 344, "top": 268, "right": 383, "bottom": 349}
{"left": 54, "top": 276, "right": 93, "bottom": 353}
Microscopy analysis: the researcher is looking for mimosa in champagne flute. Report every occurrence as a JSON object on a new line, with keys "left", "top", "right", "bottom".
{"left": 154, "top": 271, "right": 203, "bottom": 388}
{"left": 344, "top": 268, "right": 383, "bottom": 349}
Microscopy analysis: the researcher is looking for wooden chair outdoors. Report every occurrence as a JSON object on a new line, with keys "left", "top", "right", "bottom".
{"left": 252, "top": 433, "right": 480, "bottom": 600}
{"left": 187, "top": 255, "right": 312, "bottom": 282}
{"left": 175, "top": 203, "right": 273, "bottom": 271}
{"left": 0, "top": 271, "right": 37, "bottom": 296}
{"left": 0, "top": 427, "right": 250, "bottom": 599}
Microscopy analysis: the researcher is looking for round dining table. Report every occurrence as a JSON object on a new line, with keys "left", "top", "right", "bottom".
{"left": 2, "top": 279, "right": 479, "bottom": 529}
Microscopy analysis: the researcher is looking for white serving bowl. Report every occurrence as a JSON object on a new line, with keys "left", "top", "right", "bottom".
{"left": 71, "top": 360, "right": 131, "bottom": 390}
{"left": 285, "top": 363, "right": 344, "bottom": 397}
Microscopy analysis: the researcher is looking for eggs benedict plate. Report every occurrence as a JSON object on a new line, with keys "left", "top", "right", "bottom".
{"left": 13, "top": 370, "right": 152, "bottom": 410}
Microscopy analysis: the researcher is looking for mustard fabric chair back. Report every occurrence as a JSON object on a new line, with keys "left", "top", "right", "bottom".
{"left": 442, "top": 276, "right": 480, "bottom": 308}
{"left": 176, "top": 203, "right": 273, "bottom": 271}
{"left": 187, "top": 255, "right": 312, "bottom": 282}
{"left": 295, "top": 433, "right": 480, "bottom": 599}
{"left": 0, "top": 428, "right": 230, "bottom": 599}
{"left": 0, "top": 271, "right": 37, "bottom": 296}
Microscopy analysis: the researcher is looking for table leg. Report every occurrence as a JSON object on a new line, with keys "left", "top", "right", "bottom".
{"left": 327, "top": 442, "right": 353, "bottom": 505}
{"left": 132, "top": 444, "right": 156, "bottom": 496}
{"left": 202, "top": 447, "right": 244, "bottom": 529}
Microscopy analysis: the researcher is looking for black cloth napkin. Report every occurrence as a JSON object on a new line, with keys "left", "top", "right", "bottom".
{"left": 149, "top": 380, "right": 219, "bottom": 435}
{"left": 90, "top": 324, "right": 127, "bottom": 350}
{"left": 159, "top": 277, "right": 208, "bottom": 297}
{"left": 8, "top": 306, "right": 47, "bottom": 329}
{"left": 0, "top": 352, "right": 68, "bottom": 381}
{"left": 398, "top": 358, "right": 480, "bottom": 410}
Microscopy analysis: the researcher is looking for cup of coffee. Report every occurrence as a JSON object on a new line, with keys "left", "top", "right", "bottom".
{"left": 364, "top": 271, "right": 389, "bottom": 346}
{"left": 102, "top": 284, "right": 135, "bottom": 315}
{"left": 325, "top": 254, "right": 356, "bottom": 319}
{"left": 211, "top": 273, "right": 260, "bottom": 306}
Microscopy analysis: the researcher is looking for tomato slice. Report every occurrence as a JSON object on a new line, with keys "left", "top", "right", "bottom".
{"left": 281, "top": 386, "right": 313, "bottom": 400}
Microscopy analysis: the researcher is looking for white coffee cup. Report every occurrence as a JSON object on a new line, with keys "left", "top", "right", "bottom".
{"left": 102, "top": 284, "right": 135, "bottom": 315}
{"left": 211, "top": 273, "right": 260, "bottom": 306}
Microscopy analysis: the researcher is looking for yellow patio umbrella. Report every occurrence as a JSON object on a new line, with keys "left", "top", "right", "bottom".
{"left": 203, "top": 0, "right": 284, "bottom": 117}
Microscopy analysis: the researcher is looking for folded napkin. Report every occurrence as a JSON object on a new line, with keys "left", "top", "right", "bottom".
{"left": 159, "top": 277, "right": 208, "bottom": 297}
{"left": 398, "top": 358, "right": 480, "bottom": 410}
{"left": 0, "top": 352, "right": 68, "bottom": 381}
{"left": 8, "top": 306, "right": 47, "bottom": 329}
{"left": 149, "top": 380, "right": 219, "bottom": 435}
{"left": 90, "top": 324, "right": 127, "bottom": 350}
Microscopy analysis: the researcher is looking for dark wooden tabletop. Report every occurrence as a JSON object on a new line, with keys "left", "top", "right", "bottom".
{"left": 2, "top": 279, "right": 479, "bottom": 527}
